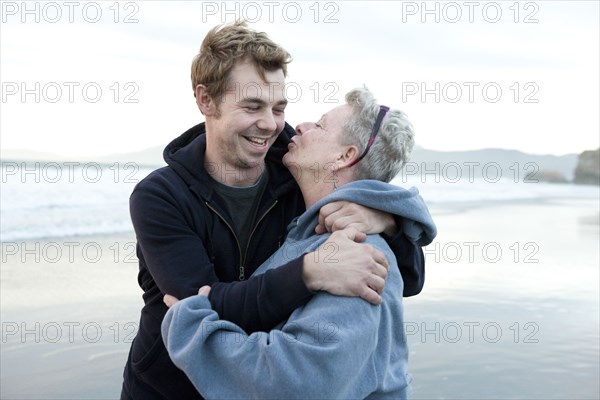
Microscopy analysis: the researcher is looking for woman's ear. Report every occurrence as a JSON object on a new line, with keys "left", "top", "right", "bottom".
{"left": 195, "top": 84, "right": 217, "bottom": 116}
{"left": 337, "top": 145, "right": 360, "bottom": 169}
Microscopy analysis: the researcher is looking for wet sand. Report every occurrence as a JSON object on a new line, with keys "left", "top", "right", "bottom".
{"left": 1, "top": 232, "right": 142, "bottom": 399}
{"left": 406, "top": 197, "right": 599, "bottom": 399}
{"left": 1, "top": 198, "right": 599, "bottom": 399}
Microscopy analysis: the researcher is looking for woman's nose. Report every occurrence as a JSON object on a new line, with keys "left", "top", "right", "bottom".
{"left": 295, "top": 122, "right": 316, "bottom": 135}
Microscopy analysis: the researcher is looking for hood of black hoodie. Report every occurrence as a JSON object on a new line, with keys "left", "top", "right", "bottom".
{"left": 163, "top": 122, "right": 299, "bottom": 201}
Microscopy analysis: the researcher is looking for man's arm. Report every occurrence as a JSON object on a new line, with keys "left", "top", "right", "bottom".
{"left": 207, "top": 258, "right": 312, "bottom": 333}
{"left": 130, "top": 183, "right": 219, "bottom": 300}
{"left": 315, "top": 201, "right": 425, "bottom": 296}
{"left": 381, "top": 219, "right": 425, "bottom": 296}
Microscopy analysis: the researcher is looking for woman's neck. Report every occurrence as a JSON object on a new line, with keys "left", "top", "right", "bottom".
{"left": 296, "top": 170, "right": 352, "bottom": 209}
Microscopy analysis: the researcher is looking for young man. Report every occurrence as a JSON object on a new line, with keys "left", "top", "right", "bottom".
{"left": 120, "top": 21, "right": 424, "bottom": 399}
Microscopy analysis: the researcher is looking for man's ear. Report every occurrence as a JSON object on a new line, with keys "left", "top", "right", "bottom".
{"left": 195, "top": 84, "right": 217, "bottom": 116}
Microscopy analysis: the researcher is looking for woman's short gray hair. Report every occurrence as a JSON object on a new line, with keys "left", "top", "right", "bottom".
{"left": 341, "top": 87, "right": 415, "bottom": 182}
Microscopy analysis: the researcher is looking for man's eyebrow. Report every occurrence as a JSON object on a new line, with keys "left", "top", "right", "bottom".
{"left": 240, "top": 97, "right": 288, "bottom": 107}
{"left": 240, "top": 97, "right": 264, "bottom": 104}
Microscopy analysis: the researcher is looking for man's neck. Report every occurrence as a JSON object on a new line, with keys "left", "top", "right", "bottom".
{"left": 204, "top": 158, "right": 265, "bottom": 187}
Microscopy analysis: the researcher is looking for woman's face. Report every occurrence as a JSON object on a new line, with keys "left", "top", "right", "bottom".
{"left": 283, "top": 104, "right": 354, "bottom": 175}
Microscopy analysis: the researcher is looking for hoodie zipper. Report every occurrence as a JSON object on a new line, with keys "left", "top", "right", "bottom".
{"left": 242, "top": 200, "right": 279, "bottom": 275}
{"left": 206, "top": 200, "right": 278, "bottom": 281}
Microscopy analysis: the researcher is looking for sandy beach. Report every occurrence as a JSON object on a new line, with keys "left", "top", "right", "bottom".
{"left": 1, "top": 232, "right": 142, "bottom": 399}
{"left": 406, "top": 197, "right": 599, "bottom": 399}
{"left": 1, "top": 197, "right": 599, "bottom": 399}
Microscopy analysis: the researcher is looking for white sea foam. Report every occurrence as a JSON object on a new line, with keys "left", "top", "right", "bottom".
{"left": 1, "top": 162, "right": 155, "bottom": 241}
{"left": 1, "top": 162, "right": 598, "bottom": 241}
{"left": 392, "top": 175, "right": 599, "bottom": 204}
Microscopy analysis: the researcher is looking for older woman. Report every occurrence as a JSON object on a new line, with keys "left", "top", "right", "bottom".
{"left": 161, "top": 87, "right": 437, "bottom": 399}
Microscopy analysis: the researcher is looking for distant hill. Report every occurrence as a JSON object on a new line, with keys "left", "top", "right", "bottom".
{"left": 1, "top": 146, "right": 166, "bottom": 167}
{"left": 95, "top": 146, "right": 166, "bottom": 167}
{"left": 2, "top": 145, "right": 580, "bottom": 180}
{"left": 1, "top": 148, "right": 83, "bottom": 163}
{"left": 408, "top": 146, "right": 579, "bottom": 182}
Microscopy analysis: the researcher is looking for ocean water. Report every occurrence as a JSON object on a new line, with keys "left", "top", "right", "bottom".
{"left": 1, "top": 161, "right": 155, "bottom": 241}
{"left": 1, "top": 161, "right": 598, "bottom": 241}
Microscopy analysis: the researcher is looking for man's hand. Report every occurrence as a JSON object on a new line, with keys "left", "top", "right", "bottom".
{"left": 163, "top": 286, "right": 211, "bottom": 309}
{"left": 302, "top": 228, "right": 389, "bottom": 305}
{"left": 316, "top": 201, "right": 397, "bottom": 236}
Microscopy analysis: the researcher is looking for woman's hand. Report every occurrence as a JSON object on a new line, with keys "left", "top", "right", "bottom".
{"left": 163, "top": 286, "right": 212, "bottom": 309}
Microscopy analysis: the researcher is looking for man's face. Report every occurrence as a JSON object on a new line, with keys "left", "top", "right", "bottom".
{"left": 206, "top": 60, "right": 287, "bottom": 171}
{"left": 284, "top": 104, "right": 354, "bottom": 171}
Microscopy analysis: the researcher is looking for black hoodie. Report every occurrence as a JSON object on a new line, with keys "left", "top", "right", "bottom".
{"left": 121, "top": 122, "right": 424, "bottom": 399}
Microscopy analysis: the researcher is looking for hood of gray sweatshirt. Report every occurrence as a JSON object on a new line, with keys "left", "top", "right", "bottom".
{"left": 286, "top": 179, "right": 436, "bottom": 247}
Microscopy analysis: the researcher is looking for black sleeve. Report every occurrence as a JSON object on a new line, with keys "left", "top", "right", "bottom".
{"left": 130, "top": 184, "right": 221, "bottom": 300}
{"left": 208, "top": 257, "right": 314, "bottom": 333}
{"left": 381, "top": 217, "right": 425, "bottom": 297}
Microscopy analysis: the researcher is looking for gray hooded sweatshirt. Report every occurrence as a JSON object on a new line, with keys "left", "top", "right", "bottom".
{"left": 162, "top": 180, "right": 437, "bottom": 399}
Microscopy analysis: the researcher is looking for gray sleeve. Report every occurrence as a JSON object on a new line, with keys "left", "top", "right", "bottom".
{"left": 161, "top": 291, "right": 382, "bottom": 399}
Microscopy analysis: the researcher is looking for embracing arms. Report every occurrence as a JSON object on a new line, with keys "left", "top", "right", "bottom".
{"left": 131, "top": 180, "right": 407, "bottom": 333}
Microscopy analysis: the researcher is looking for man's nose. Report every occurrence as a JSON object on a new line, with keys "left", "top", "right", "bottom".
{"left": 257, "top": 111, "right": 278, "bottom": 132}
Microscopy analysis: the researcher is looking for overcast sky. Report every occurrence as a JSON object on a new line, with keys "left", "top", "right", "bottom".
{"left": 1, "top": 0, "right": 598, "bottom": 157}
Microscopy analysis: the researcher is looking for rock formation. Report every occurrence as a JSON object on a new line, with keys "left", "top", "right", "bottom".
{"left": 574, "top": 148, "right": 600, "bottom": 185}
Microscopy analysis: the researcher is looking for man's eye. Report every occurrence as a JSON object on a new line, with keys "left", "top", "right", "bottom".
{"left": 246, "top": 106, "right": 260, "bottom": 111}
{"left": 273, "top": 108, "right": 285, "bottom": 115}
{"left": 315, "top": 123, "right": 323, "bottom": 129}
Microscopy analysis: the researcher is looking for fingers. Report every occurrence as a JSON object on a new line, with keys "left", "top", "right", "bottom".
{"left": 317, "top": 201, "right": 347, "bottom": 233}
{"left": 198, "top": 285, "right": 211, "bottom": 297}
{"left": 312, "top": 229, "right": 390, "bottom": 304}
{"left": 330, "top": 227, "right": 366, "bottom": 243}
{"left": 163, "top": 287, "right": 210, "bottom": 309}
{"left": 315, "top": 223, "right": 326, "bottom": 234}
{"left": 319, "top": 202, "right": 381, "bottom": 234}
{"left": 359, "top": 264, "right": 387, "bottom": 305}
{"left": 360, "top": 287, "right": 382, "bottom": 305}
{"left": 163, "top": 294, "right": 179, "bottom": 308}
{"left": 332, "top": 217, "right": 369, "bottom": 233}
{"left": 350, "top": 228, "right": 367, "bottom": 242}
{"left": 369, "top": 270, "right": 387, "bottom": 294}
{"left": 371, "top": 247, "right": 389, "bottom": 270}
{"left": 346, "top": 239, "right": 389, "bottom": 271}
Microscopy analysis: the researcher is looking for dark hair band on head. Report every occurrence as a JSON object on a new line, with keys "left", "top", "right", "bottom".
{"left": 348, "top": 105, "right": 389, "bottom": 168}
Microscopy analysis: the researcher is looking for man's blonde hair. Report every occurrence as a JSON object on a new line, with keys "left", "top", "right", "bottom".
{"left": 191, "top": 20, "right": 291, "bottom": 100}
